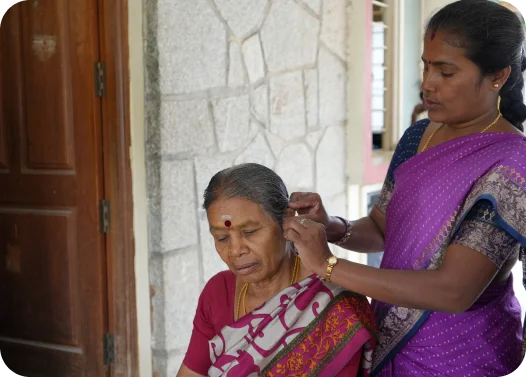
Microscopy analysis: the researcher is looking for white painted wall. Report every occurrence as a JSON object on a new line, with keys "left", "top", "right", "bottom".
{"left": 128, "top": 0, "right": 152, "bottom": 376}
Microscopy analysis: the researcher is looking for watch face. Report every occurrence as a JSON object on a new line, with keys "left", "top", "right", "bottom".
{"left": 328, "top": 256, "right": 338, "bottom": 265}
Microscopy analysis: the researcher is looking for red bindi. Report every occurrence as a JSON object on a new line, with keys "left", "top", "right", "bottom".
{"left": 224, "top": 220, "right": 231, "bottom": 228}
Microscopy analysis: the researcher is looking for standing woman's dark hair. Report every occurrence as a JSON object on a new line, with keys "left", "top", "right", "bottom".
{"left": 426, "top": 0, "right": 526, "bottom": 131}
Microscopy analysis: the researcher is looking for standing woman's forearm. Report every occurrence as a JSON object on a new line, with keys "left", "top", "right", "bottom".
{"left": 283, "top": 215, "right": 500, "bottom": 314}
{"left": 318, "top": 243, "right": 499, "bottom": 313}
{"left": 326, "top": 208, "right": 386, "bottom": 253}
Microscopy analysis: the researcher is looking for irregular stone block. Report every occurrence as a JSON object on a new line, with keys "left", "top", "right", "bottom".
{"left": 270, "top": 72, "right": 306, "bottom": 140}
{"left": 261, "top": 0, "right": 320, "bottom": 72}
{"left": 158, "top": 0, "right": 226, "bottom": 94}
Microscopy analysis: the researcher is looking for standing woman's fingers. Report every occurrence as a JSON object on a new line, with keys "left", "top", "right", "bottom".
{"left": 289, "top": 192, "right": 311, "bottom": 202}
{"left": 283, "top": 227, "right": 301, "bottom": 244}
{"left": 288, "top": 192, "right": 317, "bottom": 210}
{"left": 288, "top": 200, "right": 314, "bottom": 211}
{"left": 283, "top": 216, "right": 333, "bottom": 274}
{"left": 283, "top": 216, "right": 308, "bottom": 237}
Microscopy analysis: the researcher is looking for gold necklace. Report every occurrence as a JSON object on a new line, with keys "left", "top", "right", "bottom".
{"left": 236, "top": 255, "right": 300, "bottom": 320}
{"left": 421, "top": 106, "right": 502, "bottom": 153}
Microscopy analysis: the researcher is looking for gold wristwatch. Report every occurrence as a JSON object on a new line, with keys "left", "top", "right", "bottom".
{"left": 325, "top": 255, "right": 338, "bottom": 282}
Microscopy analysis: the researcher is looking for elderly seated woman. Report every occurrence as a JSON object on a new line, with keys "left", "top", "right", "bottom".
{"left": 177, "top": 163, "right": 376, "bottom": 377}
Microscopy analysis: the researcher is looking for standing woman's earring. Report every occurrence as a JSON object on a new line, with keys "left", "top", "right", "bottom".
{"left": 493, "top": 83, "right": 502, "bottom": 116}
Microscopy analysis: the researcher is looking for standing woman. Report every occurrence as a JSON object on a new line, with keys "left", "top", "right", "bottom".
{"left": 284, "top": 1, "right": 526, "bottom": 376}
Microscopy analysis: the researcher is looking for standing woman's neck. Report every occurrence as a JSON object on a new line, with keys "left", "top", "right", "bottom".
{"left": 445, "top": 106, "right": 501, "bottom": 138}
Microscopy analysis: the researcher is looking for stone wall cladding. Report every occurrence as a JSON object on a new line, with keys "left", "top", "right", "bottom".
{"left": 144, "top": 1, "right": 351, "bottom": 375}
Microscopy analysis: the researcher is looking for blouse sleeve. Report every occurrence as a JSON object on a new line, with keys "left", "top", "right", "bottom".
{"left": 451, "top": 200, "right": 520, "bottom": 269}
{"left": 375, "top": 120, "right": 429, "bottom": 214}
{"left": 182, "top": 284, "right": 217, "bottom": 375}
{"left": 375, "top": 179, "right": 394, "bottom": 215}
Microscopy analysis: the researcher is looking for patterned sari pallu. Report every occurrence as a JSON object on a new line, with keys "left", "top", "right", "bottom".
{"left": 208, "top": 276, "right": 376, "bottom": 377}
{"left": 372, "top": 132, "right": 526, "bottom": 377}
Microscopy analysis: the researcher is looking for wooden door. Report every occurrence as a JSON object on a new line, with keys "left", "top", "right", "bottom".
{"left": 0, "top": 1, "right": 108, "bottom": 376}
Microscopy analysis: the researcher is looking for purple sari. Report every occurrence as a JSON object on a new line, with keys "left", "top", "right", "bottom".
{"left": 372, "top": 131, "right": 526, "bottom": 376}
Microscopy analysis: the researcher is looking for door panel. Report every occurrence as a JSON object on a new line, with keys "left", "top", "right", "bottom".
{"left": 1, "top": 209, "right": 79, "bottom": 345}
{"left": 0, "top": 40, "right": 7, "bottom": 171}
{"left": 0, "top": 1, "right": 108, "bottom": 376}
{"left": 20, "top": 0, "right": 76, "bottom": 171}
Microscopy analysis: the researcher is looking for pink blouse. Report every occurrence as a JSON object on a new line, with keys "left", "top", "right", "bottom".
{"left": 183, "top": 271, "right": 236, "bottom": 375}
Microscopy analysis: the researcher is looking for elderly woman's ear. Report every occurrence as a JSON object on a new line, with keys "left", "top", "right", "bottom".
{"left": 285, "top": 208, "right": 296, "bottom": 218}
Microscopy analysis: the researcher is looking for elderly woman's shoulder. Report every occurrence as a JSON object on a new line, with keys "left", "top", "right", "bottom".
{"left": 201, "top": 269, "right": 236, "bottom": 297}
{"left": 207, "top": 270, "right": 236, "bottom": 285}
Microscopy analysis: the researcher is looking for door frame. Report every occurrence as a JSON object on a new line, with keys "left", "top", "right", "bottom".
{"left": 98, "top": 0, "right": 138, "bottom": 375}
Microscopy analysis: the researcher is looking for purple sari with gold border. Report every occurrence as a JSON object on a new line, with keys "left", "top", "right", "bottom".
{"left": 208, "top": 275, "right": 376, "bottom": 377}
{"left": 371, "top": 121, "right": 526, "bottom": 376}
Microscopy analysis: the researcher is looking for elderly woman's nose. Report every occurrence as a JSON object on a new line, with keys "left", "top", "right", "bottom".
{"left": 229, "top": 238, "right": 247, "bottom": 256}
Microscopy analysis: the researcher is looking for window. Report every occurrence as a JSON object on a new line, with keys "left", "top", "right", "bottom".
{"left": 371, "top": 0, "right": 400, "bottom": 151}
{"left": 347, "top": 0, "right": 420, "bottom": 185}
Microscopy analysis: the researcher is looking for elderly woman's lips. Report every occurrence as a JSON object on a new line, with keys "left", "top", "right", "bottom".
{"left": 235, "top": 263, "right": 257, "bottom": 275}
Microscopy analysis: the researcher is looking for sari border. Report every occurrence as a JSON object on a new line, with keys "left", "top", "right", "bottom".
{"left": 259, "top": 291, "right": 375, "bottom": 377}
{"left": 371, "top": 311, "right": 430, "bottom": 376}
{"left": 471, "top": 194, "right": 526, "bottom": 246}
{"left": 454, "top": 165, "right": 526, "bottom": 246}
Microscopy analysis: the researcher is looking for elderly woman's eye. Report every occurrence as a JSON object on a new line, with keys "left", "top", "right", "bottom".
{"left": 243, "top": 230, "right": 257, "bottom": 236}
{"left": 217, "top": 235, "right": 228, "bottom": 242}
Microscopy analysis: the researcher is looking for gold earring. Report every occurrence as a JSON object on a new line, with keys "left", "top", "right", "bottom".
{"left": 498, "top": 96, "right": 502, "bottom": 115}
{"left": 494, "top": 83, "right": 500, "bottom": 88}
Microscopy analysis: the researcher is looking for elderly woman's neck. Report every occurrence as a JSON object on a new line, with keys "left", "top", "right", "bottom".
{"left": 249, "top": 252, "right": 297, "bottom": 299}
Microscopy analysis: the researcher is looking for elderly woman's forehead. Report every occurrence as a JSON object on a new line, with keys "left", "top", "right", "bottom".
{"left": 209, "top": 197, "right": 264, "bottom": 216}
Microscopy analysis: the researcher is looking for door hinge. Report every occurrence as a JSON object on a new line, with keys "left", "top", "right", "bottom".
{"left": 103, "top": 333, "right": 115, "bottom": 365}
{"left": 95, "top": 62, "right": 106, "bottom": 97}
{"left": 99, "top": 199, "right": 110, "bottom": 233}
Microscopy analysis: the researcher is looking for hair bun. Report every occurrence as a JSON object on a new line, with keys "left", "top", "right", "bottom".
{"left": 521, "top": 47, "right": 526, "bottom": 72}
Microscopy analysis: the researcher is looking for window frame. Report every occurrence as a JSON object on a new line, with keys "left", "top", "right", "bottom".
{"left": 373, "top": 0, "right": 402, "bottom": 152}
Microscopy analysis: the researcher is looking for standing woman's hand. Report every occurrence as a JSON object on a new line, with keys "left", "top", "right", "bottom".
{"left": 288, "top": 192, "right": 330, "bottom": 226}
{"left": 283, "top": 216, "right": 333, "bottom": 276}
{"left": 288, "top": 192, "right": 346, "bottom": 242}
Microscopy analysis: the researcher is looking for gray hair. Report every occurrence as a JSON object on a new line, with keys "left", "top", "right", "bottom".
{"left": 203, "top": 163, "right": 289, "bottom": 228}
